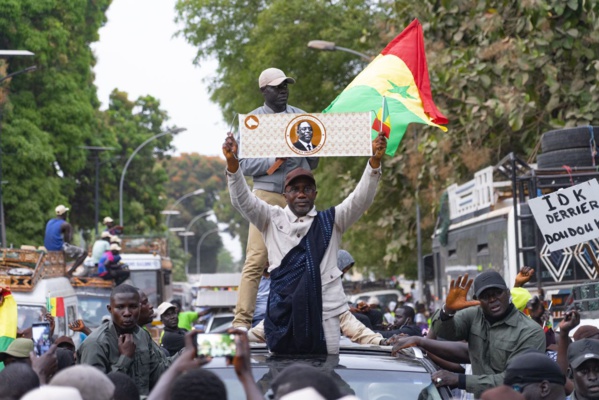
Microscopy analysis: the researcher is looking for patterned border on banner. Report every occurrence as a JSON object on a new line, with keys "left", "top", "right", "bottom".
{"left": 239, "top": 112, "right": 372, "bottom": 158}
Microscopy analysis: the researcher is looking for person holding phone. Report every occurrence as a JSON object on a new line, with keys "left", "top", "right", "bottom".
{"left": 77, "top": 284, "right": 167, "bottom": 396}
{"left": 223, "top": 132, "right": 387, "bottom": 355}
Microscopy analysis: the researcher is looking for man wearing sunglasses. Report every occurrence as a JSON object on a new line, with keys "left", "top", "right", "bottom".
{"left": 223, "top": 132, "right": 387, "bottom": 354}
{"left": 233, "top": 68, "right": 319, "bottom": 331}
{"left": 429, "top": 270, "right": 545, "bottom": 398}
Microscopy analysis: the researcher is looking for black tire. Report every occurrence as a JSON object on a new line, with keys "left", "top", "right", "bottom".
{"left": 541, "top": 126, "right": 598, "bottom": 153}
{"left": 537, "top": 148, "right": 599, "bottom": 169}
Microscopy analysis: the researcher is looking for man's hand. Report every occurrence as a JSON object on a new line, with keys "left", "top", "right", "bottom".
{"left": 170, "top": 331, "right": 212, "bottom": 374}
{"left": 118, "top": 334, "right": 136, "bottom": 359}
{"left": 514, "top": 266, "right": 535, "bottom": 287}
{"left": 31, "top": 344, "right": 58, "bottom": 384}
{"left": 558, "top": 310, "right": 580, "bottom": 337}
{"left": 45, "top": 312, "right": 56, "bottom": 337}
{"left": 445, "top": 274, "right": 480, "bottom": 314}
{"left": 226, "top": 328, "right": 252, "bottom": 378}
{"left": 390, "top": 336, "right": 423, "bottom": 355}
{"left": 222, "top": 133, "right": 239, "bottom": 173}
{"left": 69, "top": 319, "right": 92, "bottom": 336}
{"left": 432, "top": 370, "right": 459, "bottom": 389}
{"left": 369, "top": 133, "right": 387, "bottom": 169}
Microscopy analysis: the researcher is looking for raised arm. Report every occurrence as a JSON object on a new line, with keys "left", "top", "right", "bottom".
{"left": 223, "top": 134, "right": 272, "bottom": 231}
{"left": 334, "top": 133, "right": 387, "bottom": 231}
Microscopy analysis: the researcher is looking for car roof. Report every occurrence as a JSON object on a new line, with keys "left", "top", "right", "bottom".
{"left": 202, "top": 342, "right": 451, "bottom": 399}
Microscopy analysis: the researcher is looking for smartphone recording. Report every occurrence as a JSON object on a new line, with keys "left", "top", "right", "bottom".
{"left": 32, "top": 322, "right": 51, "bottom": 356}
{"left": 195, "top": 333, "right": 236, "bottom": 357}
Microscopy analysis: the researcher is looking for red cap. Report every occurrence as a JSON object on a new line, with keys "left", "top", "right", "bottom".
{"left": 284, "top": 168, "right": 315, "bottom": 189}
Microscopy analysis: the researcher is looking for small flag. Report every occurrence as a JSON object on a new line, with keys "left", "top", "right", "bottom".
{"left": 323, "top": 19, "right": 448, "bottom": 155}
{"left": 371, "top": 97, "right": 391, "bottom": 138}
{"left": 0, "top": 287, "right": 17, "bottom": 371}
{"left": 48, "top": 297, "right": 65, "bottom": 317}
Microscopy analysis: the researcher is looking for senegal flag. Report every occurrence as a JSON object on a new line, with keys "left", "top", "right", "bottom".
{"left": 0, "top": 287, "right": 17, "bottom": 371}
{"left": 323, "top": 19, "right": 448, "bottom": 155}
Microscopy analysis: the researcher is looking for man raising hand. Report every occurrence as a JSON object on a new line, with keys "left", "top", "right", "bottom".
{"left": 223, "top": 133, "right": 387, "bottom": 354}
{"left": 429, "top": 271, "right": 545, "bottom": 398}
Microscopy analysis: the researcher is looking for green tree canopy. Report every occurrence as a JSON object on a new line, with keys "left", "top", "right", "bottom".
{"left": 177, "top": 0, "right": 599, "bottom": 278}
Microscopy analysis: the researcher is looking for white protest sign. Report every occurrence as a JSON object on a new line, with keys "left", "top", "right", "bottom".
{"left": 238, "top": 112, "right": 373, "bottom": 158}
{"left": 528, "top": 179, "right": 599, "bottom": 252}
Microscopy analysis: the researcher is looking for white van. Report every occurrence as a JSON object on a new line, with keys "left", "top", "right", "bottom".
{"left": 13, "top": 277, "right": 80, "bottom": 347}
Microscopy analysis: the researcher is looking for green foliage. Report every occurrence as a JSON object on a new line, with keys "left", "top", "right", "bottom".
{"left": 177, "top": 0, "right": 599, "bottom": 279}
{"left": 0, "top": 0, "right": 111, "bottom": 245}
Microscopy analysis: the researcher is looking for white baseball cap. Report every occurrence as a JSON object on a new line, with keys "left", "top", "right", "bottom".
{"left": 258, "top": 68, "right": 296, "bottom": 88}
{"left": 109, "top": 243, "right": 121, "bottom": 251}
{"left": 100, "top": 231, "right": 111, "bottom": 239}
{"left": 103, "top": 216, "right": 113, "bottom": 224}
{"left": 55, "top": 205, "right": 69, "bottom": 215}
{"left": 156, "top": 301, "right": 176, "bottom": 318}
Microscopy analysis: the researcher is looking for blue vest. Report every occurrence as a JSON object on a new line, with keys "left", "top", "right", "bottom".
{"left": 44, "top": 218, "right": 64, "bottom": 251}
{"left": 264, "top": 207, "right": 335, "bottom": 354}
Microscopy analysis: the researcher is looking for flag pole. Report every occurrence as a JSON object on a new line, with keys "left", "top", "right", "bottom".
{"left": 379, "top": 96, "right": 385, "bottom": 133}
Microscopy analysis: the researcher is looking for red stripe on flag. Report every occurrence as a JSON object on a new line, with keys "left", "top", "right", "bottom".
{"left": 380, "top": 19, "right": 448, "bottom": 125}
{"left": 55, "top": 297, "right": 65, "bottom": 317}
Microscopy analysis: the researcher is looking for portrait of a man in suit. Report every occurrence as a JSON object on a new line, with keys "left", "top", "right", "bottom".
{"left": 293, "top": 121, "right": 315, "bottom": 151}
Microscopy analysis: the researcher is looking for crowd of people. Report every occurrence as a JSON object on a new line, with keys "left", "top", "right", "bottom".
{"left": 2, "top": 67, "right": 598, "bottom": 399}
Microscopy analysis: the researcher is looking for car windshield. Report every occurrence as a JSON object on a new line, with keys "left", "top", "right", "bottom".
{"left": 209, "top": 364, "right": 441, "bottom": 400}
{"left": 17, "top": 305, "right": 45, "bottom": 330}
{"left": 78, "top": 295, "right": 110, "bottom": 329}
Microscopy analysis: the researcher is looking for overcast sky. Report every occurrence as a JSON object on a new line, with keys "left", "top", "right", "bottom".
{"left": 92, "top": 0, "right": 241, "bottom": 261}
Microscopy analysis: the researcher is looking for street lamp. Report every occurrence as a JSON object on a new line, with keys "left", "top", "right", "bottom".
{"left": 178, "top": 230, "right": 195, "bottom": 276}
{"left": 118, "top": 127, "right": 186, "bottom": 226}
{"left": 0, "top": 50, "right": 36, "bottom": 247}
{"left": 185, "top": 210, "right": 214, "bottom": 232}
{"left": 164, "top": 188, "right": 205, "bottom": 228}
{"left": 196, "top": 228, "right": 219, "bottom": 274}
{"left": 80, "top": 146, "right": 115, "bottom": 234}
{"left": 307, "top": 40, "right": 372, "bottom": 61}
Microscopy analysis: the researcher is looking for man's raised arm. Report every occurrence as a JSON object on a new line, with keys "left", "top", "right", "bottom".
{"left": 223, "top": 134, "right": 271, "bottom": 231}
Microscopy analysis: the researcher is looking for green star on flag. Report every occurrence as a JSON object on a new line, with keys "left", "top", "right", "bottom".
{"left": 323, "top": 19, "right": 448, "bottom": 156}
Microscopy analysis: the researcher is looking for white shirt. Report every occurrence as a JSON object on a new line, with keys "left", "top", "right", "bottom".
{"left": 227, "top": 161, "right": 381, "bottom": 319}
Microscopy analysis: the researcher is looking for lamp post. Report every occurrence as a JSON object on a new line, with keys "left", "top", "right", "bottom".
{"left": 307, "top": 40, "right": 372, "bottom": 61}
{"left": 118, "top": 127, "right": 186, "bottom": 226}
{"left": 185, "top": 210, "right": 214, "bottom": 232}
{"left": 196, "top": 228, "right": 219, "bottom": 274}
{"left": 164, "top": 188, "right": 205, "bottom": 228}
{"left": 178, "top": 230, "right": 195, "bottom": 276}
{"left": 80, "top": 146, "right": 114, "bottom": 235}
{"left": 0, "top": 50, "right": 36, "bottom": 247}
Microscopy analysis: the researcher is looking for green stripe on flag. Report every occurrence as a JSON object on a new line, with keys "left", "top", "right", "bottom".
{"left": 324, "top": 85, "right": 428, "bottom": 155}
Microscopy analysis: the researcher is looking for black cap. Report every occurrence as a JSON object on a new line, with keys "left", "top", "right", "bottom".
{"left": 568, "top": 339, "right": 599, "bottom": 369}
{"left": 504, "top": 350, "right": 566, "bottom": 386}
{"left": 473, "top": 270, "right": 508, "bottom": 298}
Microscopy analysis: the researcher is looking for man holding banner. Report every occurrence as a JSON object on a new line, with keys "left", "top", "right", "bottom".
{"left": 233, "top": 67, "right": 319, "bottom": 330}
{"left": 223, "top": 131, "right": 387, "bottom": 354}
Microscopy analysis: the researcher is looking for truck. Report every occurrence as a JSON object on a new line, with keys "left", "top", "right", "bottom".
{"left": 193, "top": 273, "right": 241, "bottom": 333}
{"left": 72, "top": 235, "right": 173, "bottom": 330}
{"left": 0, "top": 248, "right": 81, "bottom": 345}
{"left": 431, "top": 146, "right": 599, "bottom": 319}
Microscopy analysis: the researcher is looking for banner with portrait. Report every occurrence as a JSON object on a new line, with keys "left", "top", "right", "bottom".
{"left": 238, "top": 112, "right": 372, "bottom": 158}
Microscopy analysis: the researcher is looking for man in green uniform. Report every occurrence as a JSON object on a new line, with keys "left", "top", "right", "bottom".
{"left": 568, "top": 339, "right": 599, "bottom": 400}
{"left": 77, "top": 284, "right": 167, "bottom": 396}
{"left": 429, "top": 270, "right": 545, "bottom": 398}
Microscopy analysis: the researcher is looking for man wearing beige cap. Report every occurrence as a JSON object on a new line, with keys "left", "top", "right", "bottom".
{"left": 233, "top": 67, "right": 319, "bottom": 329}
{"left": 44, "top": 205, "right": 87, "bottom": 276}
{"left": 98, "top": 243, "right": 129, "bottom": 285}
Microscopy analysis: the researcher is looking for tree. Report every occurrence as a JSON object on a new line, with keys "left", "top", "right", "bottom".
{"left": 0, "top": 0, "right": 112, "bottom": 245}
{"left": 178, "top": 0, "right": 599, "bottom": 278}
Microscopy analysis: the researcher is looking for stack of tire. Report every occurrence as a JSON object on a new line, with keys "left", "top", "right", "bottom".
{"left": 537, "top": 126, "right": 599, "bottom": 168}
